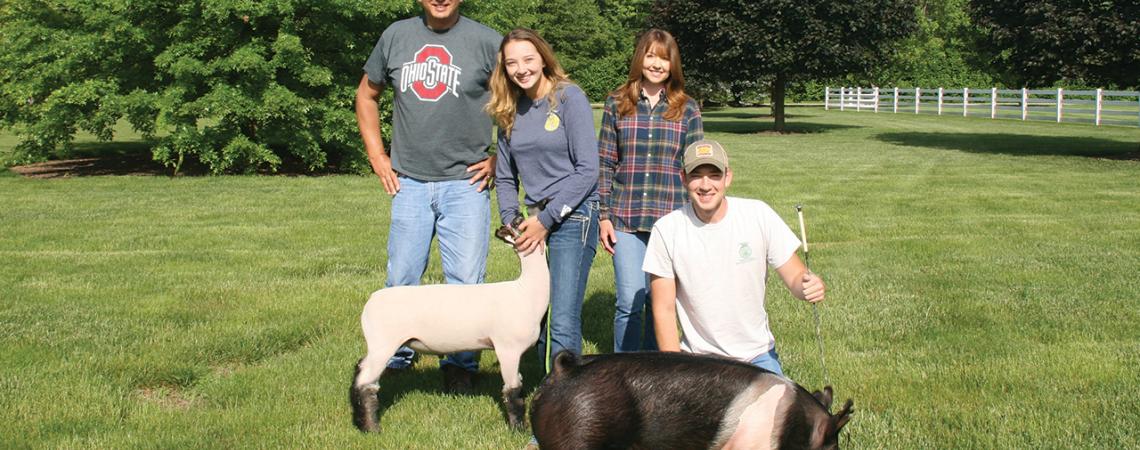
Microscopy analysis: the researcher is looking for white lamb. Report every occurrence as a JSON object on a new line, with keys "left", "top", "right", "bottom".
{"left": 349, "top": 220, "right": 549, "bottom": 433}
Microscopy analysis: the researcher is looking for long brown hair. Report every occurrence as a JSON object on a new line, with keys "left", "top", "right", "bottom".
{"left": 613, "top": 29, "right": 689, "bottom": 121}
{"left": 485, "top": 28, "right": 571, "bottom": 138}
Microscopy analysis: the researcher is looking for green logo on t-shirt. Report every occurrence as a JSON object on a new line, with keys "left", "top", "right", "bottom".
{"left": 737, "top": 242, "right": 754, "bottom": 263}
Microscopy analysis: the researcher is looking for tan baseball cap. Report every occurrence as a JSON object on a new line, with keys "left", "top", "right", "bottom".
{"left": 683, "top": 139, "right": 729, "bottom": 174}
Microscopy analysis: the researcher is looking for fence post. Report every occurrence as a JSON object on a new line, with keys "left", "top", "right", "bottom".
{"left": 873, "top": 87, "right": 880, "bottom": 112}
{"left": 840, "top": 87, "right": 846, "bottom": 111}
{"left": 893, "top": 88, "right": 899, "bottom": 113}
{"left": 938, "top": 87, "right": 944, "bottom": 115}
{"left": 856, "top": 87, "right": 863, "bottom": 111}
{"left": 1021, "top": 88, "right": 1028, "bottom": 120}
{"left": 991, "top": 87, "right": 997, "bottom": 119}
{"left": 963, "top": 87, "right": 969, "bottom": 117}
{"left": 1056, "top": 88, "right": 1063, "bottom": 123}
{"left": 915, "top": 87, "right": 920, "bottom": 114}
{"left": 825, "top": 86, "right": 830, "bottom": 110}
{"left": 1095, "top": 88, "right": 1102, "bottom": 126}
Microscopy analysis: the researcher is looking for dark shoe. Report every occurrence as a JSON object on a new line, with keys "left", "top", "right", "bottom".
{"left": 381, "top": 364, "right": 408, "bottom": 379}
{"left": 441, "top": 364, "right": 475, "bottom": 395}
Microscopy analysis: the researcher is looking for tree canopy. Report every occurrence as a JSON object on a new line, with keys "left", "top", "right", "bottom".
{"left": 2, "top": 0, "right": 1134, "bottom": 172}
{"left": 649, "top": 0, "right": 916, "bottom": 130}
{"left": 969, "top": 0, "right": 1139, "bottom": 89}
{"left": 0, "top": 0, "right": 653, "bottom": 173}
{"left": 0, "top": 0, "right": 405, "bottom": 173}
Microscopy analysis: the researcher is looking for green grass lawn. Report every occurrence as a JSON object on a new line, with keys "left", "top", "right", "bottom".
{"left": 2, "top": 107, "right": 1138, "bottom": 448}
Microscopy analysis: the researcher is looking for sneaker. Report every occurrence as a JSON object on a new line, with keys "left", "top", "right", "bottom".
{"left": 381, "top": 364, "right": 408, "bottom": 378}
{"left": 441, "top": 364, "right": 475, "bottom": 395}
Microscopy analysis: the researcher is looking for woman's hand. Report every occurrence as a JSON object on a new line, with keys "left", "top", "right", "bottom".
{"left": 515, "top": 216, "right": 549, "bottom": 255}
{"left": 599, "top": 219, "right": 616, "bottom": 255}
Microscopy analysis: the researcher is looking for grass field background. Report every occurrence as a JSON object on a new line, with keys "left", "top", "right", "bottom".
{"left": 2, "top": 107, "right": 1138, "bottom": 448}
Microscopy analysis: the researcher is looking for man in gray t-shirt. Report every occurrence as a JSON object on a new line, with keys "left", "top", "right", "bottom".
{"left": 354, "top": 0, "right": 502, "bottom": 393}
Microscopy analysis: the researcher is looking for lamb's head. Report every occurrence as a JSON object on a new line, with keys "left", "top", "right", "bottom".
{"left": 494, "top": 215, "right": 546, "bottom": 257}
{"left": 494, "top": 215, "right": 526, "bottom": 246}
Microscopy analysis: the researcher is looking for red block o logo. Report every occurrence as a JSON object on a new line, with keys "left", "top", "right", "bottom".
{"left": 405, "top": 45, "right": 459, "bottom": 102}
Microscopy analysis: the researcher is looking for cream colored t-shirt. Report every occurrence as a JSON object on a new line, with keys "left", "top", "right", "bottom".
{"left": 643, "top": 197, "right": 800, "bottom": 361}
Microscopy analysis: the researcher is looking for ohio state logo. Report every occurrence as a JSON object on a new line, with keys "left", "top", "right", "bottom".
{"left": 400, "top": 45, "right": 462, "bottom": 101}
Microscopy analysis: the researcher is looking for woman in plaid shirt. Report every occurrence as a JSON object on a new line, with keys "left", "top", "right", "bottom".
{"left": 598, "top": 29, "right": 704, "bottom": 353}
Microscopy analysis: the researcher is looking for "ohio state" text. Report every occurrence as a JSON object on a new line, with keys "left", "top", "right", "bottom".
{"left": 400, "top": 59, "right": 462, "bottom": 98}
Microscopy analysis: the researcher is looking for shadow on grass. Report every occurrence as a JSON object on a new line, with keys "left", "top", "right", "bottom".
{"left": 10, "top": 141, "right": 177, "bottom": 178}
{"left": 877, "top": 132, "right": 1140, "bottom": 160}
{"left": 582, "top": 291, "right": 615, "bottom": 352}
{"left": 701, "top": 110, "right": 780, "bottom": 120}
{"left": 704, "top": 120, "right": 860, "bottom": 135}
{"left": 8, "top": 140, "right": 347, "bottom": 177}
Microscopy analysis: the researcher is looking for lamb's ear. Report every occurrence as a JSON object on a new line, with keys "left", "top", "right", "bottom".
{"left": 511, "top": 215, "right": 525, "bottom": 229}
{"left": 494, "top": 226, "right": 516, "bottom": 245}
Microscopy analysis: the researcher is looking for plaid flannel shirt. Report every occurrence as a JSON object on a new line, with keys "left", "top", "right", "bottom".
{"left": 598, "top": 91, "right": 703, "bottom": 233}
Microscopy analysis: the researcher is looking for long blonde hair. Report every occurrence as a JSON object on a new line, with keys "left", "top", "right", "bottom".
{"left": 613, "top": 29, "right": 690, "bottom": 121}
{"left": 486, "top": 28, "right": 571, "bottom": 138}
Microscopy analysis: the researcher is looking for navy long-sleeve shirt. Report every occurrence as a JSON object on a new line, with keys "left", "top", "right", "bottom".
{"left": 495, "top": 83, "right": 599, "bottom": 230}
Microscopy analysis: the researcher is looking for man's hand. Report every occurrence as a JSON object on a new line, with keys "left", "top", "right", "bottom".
{"left": 369, "top": 153, "right": 400, "bottom": 195}
{"left": 466, "top": 154, "right": 497, "bottom": 193}
{"left": 356, "top": 74, "right": 399, "bottom": 195}
{"left": 801, "top": 272, "right": 826, "bottom": 303}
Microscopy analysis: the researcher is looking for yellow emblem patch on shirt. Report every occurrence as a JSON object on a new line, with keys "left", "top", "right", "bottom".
{"left": 544, "top": 113, "right": 560, "bottom": 131}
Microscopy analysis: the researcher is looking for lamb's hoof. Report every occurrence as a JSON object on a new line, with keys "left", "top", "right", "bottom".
{"left": 504, "top": 386, "right": 526, "bottom": 429}
{"left": 442, "top": 365, "right": 475, "bottom": 395}
{"left": 350, "top": 384, "right": 381, "bottom": 433}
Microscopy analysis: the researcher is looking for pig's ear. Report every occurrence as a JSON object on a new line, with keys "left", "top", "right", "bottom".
{"left": 813, "top": 386, "right": 834, "bottom": 410}
{"left": 833, "top": 399, "right": 854, "bottom": 431}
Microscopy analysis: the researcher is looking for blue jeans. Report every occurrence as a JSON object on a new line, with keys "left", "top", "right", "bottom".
{"left": 537, "top": 200, "right": 599, "bottom": 370}
{"left": 384, "top": 175, "right": 490, "bottom": 372}
{"left": 750, "top": 347, "right": 784, "bottom": 376}
{"left": 612, "top": 230, "right": 657, "bottom": 352}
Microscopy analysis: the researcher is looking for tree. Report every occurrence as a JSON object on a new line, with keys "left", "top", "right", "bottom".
{"left": 0, "top": 0, "right": 414, "bottom": 173}
{"left": 649, "top": 0, "right": 915, "bottom": 131}
{"left": 0, "top": 0, "right": 661, "bottom": 172}
{"left": 533, "top": 0, "right": 627, "bottom": 100}
{"left": 0, "top": 0, "right": 541, "bottom": 173}
{"left": 878, "top": 0, "right": 994, "bottom": 88}
{"left": 969, "top": 0, "right": 1139, "bottom": 88}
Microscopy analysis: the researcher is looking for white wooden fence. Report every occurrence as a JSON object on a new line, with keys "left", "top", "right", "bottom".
{"left": 825, "top": 86, "right": 1140, "bottom": 127}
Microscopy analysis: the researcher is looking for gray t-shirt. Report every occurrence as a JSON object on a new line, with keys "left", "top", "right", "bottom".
{"left": 363, "top": 16, "right": 501, "bottom": 181}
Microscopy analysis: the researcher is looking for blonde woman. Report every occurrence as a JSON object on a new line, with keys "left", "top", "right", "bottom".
{"left": 487, "top": 28, "right": 599, "bottom": 369}
{"left": 598, "top": 29, "right": 703, "bottom": 352}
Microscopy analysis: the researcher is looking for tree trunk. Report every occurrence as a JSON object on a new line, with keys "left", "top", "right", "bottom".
{"left": 771, "top": 73, "right": 786, "bottom": 132}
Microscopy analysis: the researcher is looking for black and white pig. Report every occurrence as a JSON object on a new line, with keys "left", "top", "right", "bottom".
{"left": 530, "top": 351, "right": 853, "bottom": 450}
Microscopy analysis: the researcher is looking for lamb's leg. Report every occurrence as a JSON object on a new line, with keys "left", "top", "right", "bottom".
{"left": 350, "top": 357, "right": 382, "bottom": 432}
{"left": 497, "top": 348, "right": 526, "bottom": 429}
{"left": 350, "top": 342, "right": 401, "bottom": 433}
